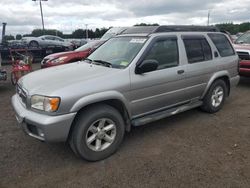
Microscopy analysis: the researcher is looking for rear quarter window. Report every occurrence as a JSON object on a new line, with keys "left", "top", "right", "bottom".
{"left": 208, "top": 33, "right": 235, "bottom": 57}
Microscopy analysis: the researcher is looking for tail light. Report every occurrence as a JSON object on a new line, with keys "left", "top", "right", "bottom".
{"left": 238, "top": 59, "right": 241, "bottom": 73}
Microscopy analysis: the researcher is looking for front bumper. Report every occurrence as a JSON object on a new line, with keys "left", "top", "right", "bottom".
{"left": 11, "top": 94, "right": 76, "bottom": 142}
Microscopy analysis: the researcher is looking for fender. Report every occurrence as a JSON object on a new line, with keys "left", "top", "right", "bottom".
{"left": 70, "top": 90, "right": 132, "bottom": 118}
{"left": 201, "top": 71, "right": 230, "bottom": 99}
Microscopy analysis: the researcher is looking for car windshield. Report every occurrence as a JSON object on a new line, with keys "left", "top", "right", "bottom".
{"left": 235, "top": 32, "right": 250, "bottom": 44}
{"left": 75, "top": 41, "right": 100, "bottom": 52}
{"left": 87, "top": 37, "right": 147, "bottom": 69}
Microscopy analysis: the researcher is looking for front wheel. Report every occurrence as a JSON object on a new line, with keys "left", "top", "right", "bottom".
{"left": 201, "top": 79, "right": 227, "bottom": 113}
{"left": 69, "top": 104, "right": 125, "bottom": 161}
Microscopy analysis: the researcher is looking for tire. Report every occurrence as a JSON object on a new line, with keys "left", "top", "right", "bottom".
{"left": 11, "top": 72, "right": 18, "bottom": 85}
{"left": 69, "top": 104, "right": 125, "bottom": 161}
{"left": 29, "top": 41, "right": 39, "bottom": 48}
{"left": 201, "top": 79, "right": 227, "bottom": 113}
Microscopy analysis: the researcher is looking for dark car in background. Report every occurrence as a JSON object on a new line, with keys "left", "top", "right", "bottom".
{"left": 41, "top": 40, "right": 104, "bottom": 68}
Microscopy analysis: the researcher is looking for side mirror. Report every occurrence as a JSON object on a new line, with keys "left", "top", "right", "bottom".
{"left": 135, "top": 59, "right": 158, "bottom": 74}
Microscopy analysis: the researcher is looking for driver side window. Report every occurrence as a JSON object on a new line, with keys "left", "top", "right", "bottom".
{"left": 45, "top": 36, "right": 54, "bottom": 41}
{"left": 144, "top": 38, "right": 179, "bottom": 70}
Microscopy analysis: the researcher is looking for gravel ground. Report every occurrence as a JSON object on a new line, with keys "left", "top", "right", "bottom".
{"left": 1, "top": 64, "right": 250, "bottom": 188}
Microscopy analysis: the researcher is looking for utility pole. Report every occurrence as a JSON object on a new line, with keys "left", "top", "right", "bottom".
{"left": 207, "top": 10, "right": 211, "bottom": 26}
{"left": 32, "top": 0, "right": 48, "bottom": 31}
{"left": 85, "top": 24, "right": 88, "bottom": 39}
{"left": 1, "top": 23, "right": 7, "bottom": 43}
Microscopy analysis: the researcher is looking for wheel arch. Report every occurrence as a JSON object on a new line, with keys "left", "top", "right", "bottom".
{"left": 29, "top": 40, "right": 39, "bottom": 46}
{"left": 202, "top": 71, "right": 231, "bottom": 99}
{"left": 68, "top": 92, "right": 132, "bottom": 141}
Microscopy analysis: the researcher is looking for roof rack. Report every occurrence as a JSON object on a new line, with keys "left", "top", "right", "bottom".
{"left": 122, "top": 25, "right": 220, "bottom": 35}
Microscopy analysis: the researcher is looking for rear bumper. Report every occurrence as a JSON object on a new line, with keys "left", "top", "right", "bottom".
{"left": 11, "top": 94, "right": 76, "bottom": 142}
{"left": 239, "top": 68, "right": 250, "bottom": 77}
{"left": 239, "top": 60, "right": 250, "bottom": 77}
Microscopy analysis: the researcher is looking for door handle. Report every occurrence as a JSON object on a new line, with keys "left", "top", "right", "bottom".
{"left": 177, "top": 70, "right": 185, "bottom": 74}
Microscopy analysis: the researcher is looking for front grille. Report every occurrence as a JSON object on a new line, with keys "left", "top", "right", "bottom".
{"left": 16, "top": 84, "right": 27, "bottom": 107}
{"left": 237, "top": 51, "right": 250, "bottom": 60}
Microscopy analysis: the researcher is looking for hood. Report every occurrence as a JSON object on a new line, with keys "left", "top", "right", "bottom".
{"left": 45, "top": 51, "right": 77, "bottom": 59}
{"left": 19, "top": 62, "right": 121, "bottom": 95}
{"left": 234, "top": 44, "right": 250, "bottom": 51}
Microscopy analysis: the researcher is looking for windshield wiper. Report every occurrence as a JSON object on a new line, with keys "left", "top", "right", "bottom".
{"left": 93, "top": 60, "right": 113, "bottom": 68}
{"left": 84, "top": 58, "right": 93, "bottom": 63}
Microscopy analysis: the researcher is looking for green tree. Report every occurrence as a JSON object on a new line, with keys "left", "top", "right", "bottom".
{"left": 72, "top": 29, "right": 85, "bottom": 38}
{"left": 16, "top": 34, "right": 22, "bottom": 40}
{"left": 88, "top": 29, "right": 95, "bottom": 38}
{"left": 239, "top": 22, "right": 250, "bottom": 33}
{"left": 95, "top": 28, "right": 101, "bottom": 38}
{"left": 134, "top": 23, "right": 159, "bottom": 26}
{"left": 215, "top": 23, "right": 239, "bottom": 34}
{"left": 3, "top": 35, "right": 15, "bottom": 41}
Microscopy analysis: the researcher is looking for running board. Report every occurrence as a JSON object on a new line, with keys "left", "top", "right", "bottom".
{"left": 132, "top": 101, "right": 203, "bottom": 126}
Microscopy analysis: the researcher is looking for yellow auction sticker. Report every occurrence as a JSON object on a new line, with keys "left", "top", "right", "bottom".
{"left": 120, "top": 61, "right": 129, "bottom": 66}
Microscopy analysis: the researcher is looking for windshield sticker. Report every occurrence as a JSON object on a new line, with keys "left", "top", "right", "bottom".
{"left": 130, "top": 38, "right": 146, "bottom": 44}
{"left": 120, "top": 61, "right": 129, "bottom": 66}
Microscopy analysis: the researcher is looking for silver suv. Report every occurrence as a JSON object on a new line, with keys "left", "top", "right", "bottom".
{"left": 12, "top": 26, "right": 239, "bottom": 161}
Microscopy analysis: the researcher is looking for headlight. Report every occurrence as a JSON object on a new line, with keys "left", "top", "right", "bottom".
{"left": 31, "top": 95, "right": 60, "bottom": 112}
{"left": 50, "top": 56, "right": 68, "bottom": 64}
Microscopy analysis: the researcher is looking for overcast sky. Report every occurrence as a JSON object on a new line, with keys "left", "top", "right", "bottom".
{"left": 0, "top": 0, "right": 250, "bottom": 35}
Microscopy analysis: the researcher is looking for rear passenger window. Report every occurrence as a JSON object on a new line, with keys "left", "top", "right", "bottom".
{"left": 183, "top": 37, "right": 212, "bottom": 63}
{"left": 208, "top": 33, "right": 235, "bottom": 57}
{"left": 144, "top": 38, "right": 179, "bottom": 70}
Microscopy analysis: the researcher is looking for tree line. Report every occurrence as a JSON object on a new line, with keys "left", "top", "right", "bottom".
{"left": 3, "top": 22, "right": 250, "bottom": 41}
{"left": 215, "top": 22, "right": 250, "bottom": 34}
{"left": 4, "top": 27, "right": 110, "bottom": 41}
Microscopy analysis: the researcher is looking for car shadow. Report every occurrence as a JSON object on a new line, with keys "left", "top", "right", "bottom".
{"left": 239, "top": 76, "right": 250, "bottom": 87}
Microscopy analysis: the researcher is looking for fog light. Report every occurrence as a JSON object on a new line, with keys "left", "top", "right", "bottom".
{"left": 37, "top": 128, "right": 45, "bottom": 137}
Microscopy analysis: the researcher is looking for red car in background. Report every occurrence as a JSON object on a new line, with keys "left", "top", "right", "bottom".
{"left": 234, "top": 31, "right": 250, "bottom": 77}
{"left": 41, "top": 40, "right": 105, "bottom": 68}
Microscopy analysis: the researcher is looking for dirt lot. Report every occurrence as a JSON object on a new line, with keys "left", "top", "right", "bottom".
{"left": 1, "top": 64, "right": 250, "bottom": 188}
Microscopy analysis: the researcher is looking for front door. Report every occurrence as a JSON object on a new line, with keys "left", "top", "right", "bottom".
{"left": 129, "top": 36, "right": 190, "bottom": 118}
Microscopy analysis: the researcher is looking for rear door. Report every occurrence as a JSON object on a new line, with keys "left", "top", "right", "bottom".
{"left": 180, "top": 35, "right": 216, "bottom": 99}
{"left": 44, "top": 36, "right": 55, "bottom": 46}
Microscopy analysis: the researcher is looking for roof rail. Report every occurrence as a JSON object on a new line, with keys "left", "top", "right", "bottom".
{"left": 122, "top": 25, "right": 220, "bottom": 35}
{"left": 121, "top": 26, "right": 158, "bottom": 35}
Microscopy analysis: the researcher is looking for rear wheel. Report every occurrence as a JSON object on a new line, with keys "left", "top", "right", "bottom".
{"left": 29, "top": 41, "right": 39, "bottom": 48}
{"left": 11, "top": 72, "right": 18, "bottom": 85}
{"left": 201, "top": 79, "right": 227, "bottom": 113}
{"left": 69, "top": 104, "right": 125, "bottom": 161}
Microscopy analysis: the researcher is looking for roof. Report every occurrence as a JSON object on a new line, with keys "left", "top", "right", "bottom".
{"left": 122, "top": 25, "right": 220, "bottom": 35}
